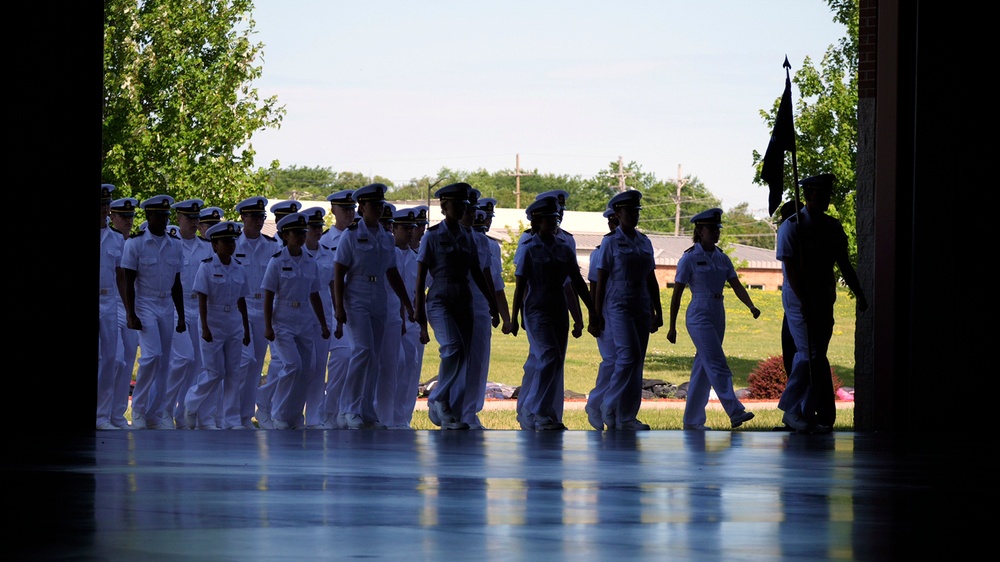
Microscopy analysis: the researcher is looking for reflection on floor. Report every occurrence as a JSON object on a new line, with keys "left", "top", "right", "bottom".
{"left": 12, "top": 430, "right": 973, "bottom": 559}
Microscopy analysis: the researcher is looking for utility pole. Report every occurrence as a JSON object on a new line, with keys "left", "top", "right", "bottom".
{"left": 672, "top": 164, "right": 688, "bottom": 236}
{"left": 612, "top": 155, "right": 634, "bottom": 193}
{"left": 508, "top": 153, "right": 534, "bottom": 209}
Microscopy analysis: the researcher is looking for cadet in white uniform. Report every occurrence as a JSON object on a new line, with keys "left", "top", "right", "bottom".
{"left": 510, "top": 197, "right": 594, "bottom": 430}
{"left": 253, "top": 200, "right": 303, "bottom": 427}
{"left": 183, "top": 221, "right": 251, "bottom": 429}
{"left": 666, "top": 208, "right": 759, "bottom": 430}
{"left": 585, "top": 207, "right": 619, "bottom": 430}
{"left": 109, "top": 196, "right": 139, "bottom": 429}
{"left": 233, "top": 196, "right": 280, "bottom": 429}
{"left": 261, "top": 212, "right": 330, "bottom": 429}
{"left": 98, "top": 184, "right": 126, "bottom": 429}
{"left": 514, "top": 190, "right": 579, "bottom": 430}
{"left": 122, "top": 195, "right": 186, "bottom": 429}
{"left": 316, "top": 189, "right": 356, "bottom": 428}
{"left": 164, "top": 198, "right": 212, "bottom": 429}
{"left": 415, "top": 183, "right": 499, "bottom": 430}
{"left": 390, "top": 207, "right": 421, "bottom": 428}
{"left": 588, "top": 190, "right": 663, "bottom": 430}
{"left": 332, "top": 184, "right": 414, "bottom": 429}
{"left": 301, "top": 207, "right": 336, "bottom": 428}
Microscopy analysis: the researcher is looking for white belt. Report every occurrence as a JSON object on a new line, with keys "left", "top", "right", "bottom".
{"left": 188, "top": 293, "right": 199, "bottom": 299}
{"left": 206, "top": 303, "right": 234, "bottom": 312}
{"left": 276, "top": 300, "right": 303, "bottom": 308}
{"left": 349, "top": 275, "right": 379, "bottom": 282}
{"left": 250, "top": 293, "right": 264, "bottom": 299}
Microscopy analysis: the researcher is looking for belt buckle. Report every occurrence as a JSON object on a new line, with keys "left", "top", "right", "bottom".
{"left": 223, "top": 305, "right": 232, "bottom": 312}
{"left": 290, "top": 301, "right": 300, "bottom": 308}
{"left": 189, "top": 293, "right": 198, "bottom": 299}
{"left": 253, "top": 293, "right": 262, "bottom": 299}
{"left": 99, "top": 288, "right": 109, "bottom": 295}
{"left": 368, "top": 275, "right": 377, "bottom": 282}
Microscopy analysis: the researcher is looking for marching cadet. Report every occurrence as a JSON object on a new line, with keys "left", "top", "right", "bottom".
{"left": 390, "top": 207, "right": 421, "bottom": 428}
{"left": 400, "top": 205, "right": 430, "bottom": 426}
{"left": 666, "top": 208, "right": 758, "bottom": 430}
{"left": 332, "top": 183, "right": 414, "bottom": 429}
{"left": 261, "top": 212, "right": 331, "bottom": 429}
{"left": 510, "top": 196, "right": 594, "bottom": 430}
{"left": 122, "top": 195, "right": 186, "bottom": 429}
{"left": 587, "top": 189, "right": 662, "bottom": 431}
{"left": 373, "top": 204, "right": 407, "bottom": 428}
{"left": 98, "top": 184, "right": 126, "bottom": 430}
{"left": 164, "top": 198, "right": 212, "bottom": 429}
{"left": 514, "top": 189, "right": 581, "bottom": 430}
{"left": 585, "top": 207, "right": 619, "bottom": 430}
{"left": 253, "top": 199, "right": 302, "bottom": 427}
{"left": 301, "top": 206, "right": 336, "bottom": 428}
{"left": 183, "top": 221, "right": 251, "bottom": 429}
{"left": 316, "top": 190, "right": 357, "bottom": 428}
{"left": 233, "top": 196, "right": 281, "bottom": 429}
{"left": 109, "top": 196, "right": 140, "bottom": 429}
{"left": 415, "top": 182, "right": 499, "bottom": 430}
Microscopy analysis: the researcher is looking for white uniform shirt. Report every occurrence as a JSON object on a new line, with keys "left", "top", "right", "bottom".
{"left": 121, "top": 230, "right": 183, "bottom": 296}
{"left": 100, "top": 226, "right": 124, "bottom": 316}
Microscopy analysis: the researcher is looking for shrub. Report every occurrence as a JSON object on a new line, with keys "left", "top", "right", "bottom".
{"left": 747, "top": 355, "right": 841, "bottom": 400}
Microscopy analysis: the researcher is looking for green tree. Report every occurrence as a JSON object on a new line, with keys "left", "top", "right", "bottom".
{"left": 753, "top": 0, "right": 859, "bottom": 260}
{"left": 103, "top": 0, "right": 284, "bottom": 214}
{"left": 722, "top": 202, "right": 777, "bottom": 250}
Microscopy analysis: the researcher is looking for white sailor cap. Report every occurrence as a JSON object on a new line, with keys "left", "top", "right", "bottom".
{"left": 100, "top": 183, "right": 115, "bottom": 203}
{"left": 690, "top": 208, "right": 723, "bottom": 226}
{"left": 199, "top": 207, "right": 224, "bottom": 224}
{"left": 111, "top": 198, "right": 139, "bottom": 217}
{"left": 354, "top": 183, "right": 388, "bottom": 202}
{"left": 171, "top": 198, "right": 204, "bottom": 217}
{"left": 206, "top": 221, "right": 242, "bottom": 240}
{"left": 270, "top": 200, "right": 301, "bottom": 219}
{"left": 140, "top": 195, "right": 175, "bottom": 214}
{"left": 276, "top": 212, "right": 309, "bottom": 232}
{"left": 607, "top": 190, "right": 642, "bottom": 210}
{"left": 536, "top": 190, "right": 569, "bottom": 208}
{"left": 327, "top": 189, "right": 356, "bottom": 206}
{"left": 303, "top": 206, "right": 326, "bottom": 226}
{"left": 235, "top": 196, "right": 268, "bottom": 215}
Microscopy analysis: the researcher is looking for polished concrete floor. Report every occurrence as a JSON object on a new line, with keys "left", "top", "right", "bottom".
{"left": 11, "top": 429, "right": 976, "bottom": 560}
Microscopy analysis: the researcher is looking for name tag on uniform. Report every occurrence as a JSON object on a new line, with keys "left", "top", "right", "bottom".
{"left": 236, "top": 254, "right": 246, "bottom": 257}
{"left": 213, "top": 274, "right": 224, "bottom": 277}
{"left": 282, "top": 267, "right": 293, "bottom": 271}
{"left": 358, "top": 237, "right": 369, "bottom": 243}
{"left": 697, "top": 261, "right": 707, "bottom": 265}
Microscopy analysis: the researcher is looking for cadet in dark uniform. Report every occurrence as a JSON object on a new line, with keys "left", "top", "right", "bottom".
{"left": 415, "top": 182, "right": 499, "bottom": 430}
{"left": 666, "top": 208, "right": 759, "bottom": 430}
{"left": 776, "top": 174, "right": 868, "bottom": 432}
{"left": 585, "top": 206, "right": 619, "bottom": 430}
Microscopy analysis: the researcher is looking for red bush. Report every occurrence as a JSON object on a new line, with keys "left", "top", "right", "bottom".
{"left": 747, "top": 355, "right": 840, "bottom": 400}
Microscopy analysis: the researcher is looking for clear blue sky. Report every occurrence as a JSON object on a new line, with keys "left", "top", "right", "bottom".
{"left": 247, "top": 0, "right": 844, "bottom": 215}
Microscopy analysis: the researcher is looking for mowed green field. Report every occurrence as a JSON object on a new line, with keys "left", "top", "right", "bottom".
{"left": 412, "top": 286, "right": 862, "bottom": 396}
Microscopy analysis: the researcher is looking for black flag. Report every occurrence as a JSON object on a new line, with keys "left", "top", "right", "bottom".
{"left": 761, "top": 58, "right": 795, "bottom": 216}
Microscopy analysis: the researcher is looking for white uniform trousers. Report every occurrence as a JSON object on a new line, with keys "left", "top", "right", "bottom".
{"left": 426, "top": 296, "right": 473, "bottom": 421}
{"left": 304, "top": 323, "right": 331, "bottom": 427}
{"left": 374, "top": 313, "right": 402, "bottom": 427}
{"left": 320, "top": 331, "right": 352, "bottom": 426}
{"left": 338, "top": 299, "right": 387, "bottom": 424}
{"left": 130, "top": 294, "right": 177, "bottom": 426}
{"left": 459, "top": 306, "right": 492, "bottom": 426}
{"left": 394, "top": 318, "right": 423, "bottom": 427}
{"left": 586, "top": 305, "right": 616, "bottom": 427}
{"left": 97, "top": 293, "right": 120, "bottom": 427}
{"left": 682, "top": 296, "right": 745, "bottom": 426}
{"left": 185, "top": 306, "right": 246, "bottom": 428}
{"left": 600, "top": 303, "right": 651, "bottom": 427}
{"left": 523, "top": 312, "right": 569, "bottom": 425}
{"left": 115, "top": 304, "right": 139, "bottom": 428}
{"left": 165, "top": 297, "right": 202, "bottom": 427}
{"left": 269, "top": 307, "right": 316, "bottom": 429}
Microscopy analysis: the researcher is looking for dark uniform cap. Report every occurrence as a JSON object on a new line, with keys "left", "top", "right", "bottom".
{"left": 393, "top": 207, "right": 418, "bottom": 224}
{"left": 141, "top": 195, "right": 175, "bottom": 214}
{"left": 276, "top": 212, "right": 309, "bottom": 232}
{"left": 327, "top": 189, "right": 356, "bottom": 206}
{"left": 798, "top": 173, "right": 836, "bottom": 191}
{"left": 479, "top": 197, "right": 497, "bottom": 216}
{"left": 434, "top": 182, "right": 471, "bottom": 203}
{"left": 270, "top": 200, "right": 301, "bottom": 219}
{"left": 603, "top": 207, "right": 616, "bottom": 219}
{"left": 354, "top": 183, "right": 388, "bottom": 202}
{"left": 235, "top": 196, "right": 268, "bottom": 215}
{"left": 526, "top": 196, "right": 561, "bottom": 220}
{"left": 111, "top": 197, "right": 139, "bottom": 217}
{"left": 101, "top": 183, "right": 116, "bottom": 204}
{"left": 691, "top": 207, "right": 723, "bottom": 226}
{"left": 536, "top": 190, "right": 569, "bottom": 208}
{"left": 171, "top": 198, "right": 205, "bottom": 217}
{"left": 199, "top": 207, "right": 224, "bottom": 224}
{"left": 206, "top": 221, "right": 242, "bottom": 240}
{"left": 608, "top": 189, "right": 642, "bottom": 210}
{"left": 303, "top": 206, "right": 326, "bottom": 226}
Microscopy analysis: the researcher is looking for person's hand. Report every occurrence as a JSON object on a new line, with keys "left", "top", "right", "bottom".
{"left": 501, "top": 319, "right": 511, "bottom": 335}
{"left": 242, "top": 331, "right": 251, "bottom": 346}
{"left": 572, "top": 323, "right": 583, "bottom": 339}
{"left": 320, "top": 323, "right": 331, "bottom": 340}
{"left": 649, "top": 311, "right": 662, "bottom": 333}
{"left": 202, "top": 327, "right": 213, "bottom": 343}
{"left": 750, "top": 306, "right": 761, "bottom": 319}
{"left": 406, "top": 306, "right": 416, "bottom": 323}
{"left": 857, "top": 296, "right": 869, "bottom": 313}
{"left": 264, "top": 326, "right": 275, "bottom": 342}
{"left": 176, "top": 318, "right": 187, "bottom": 334}
{"left": 666, "top": 327, "right": 676, "bottom": 344}
{"left": 127, "top": 314, "right": 142, "bottom": 331}
{"left": 491, "top": 311, "right": 500, "bottom": 328}
{"left": 334, "top": 320, "right": 344, "bottom": 340}
{"left": 509, "top": 320, "right": 519, "bottom": 337}
{"left": 419, "top": 325, "right": 430, "bottom": 345}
